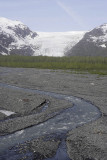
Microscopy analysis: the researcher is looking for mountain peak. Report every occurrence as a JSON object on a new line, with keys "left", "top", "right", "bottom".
{"left": 100, "top": 23, "right": 107, "bottom": 27}
{"left": 99, "top": 23, "right": 107, "bottom": 33}
{"left": 66, "top": 23, "right": 107, "bottom": 57}
{"left": 0, "top": 17, "right": 38, "bottom": 56}
{"left": 0, "top": 17, "right": 28, "bottom": 33}
{"left": 0, "top": 18, "right": 107, "bottom": 57}
{"left": 0, "top": 17, "right": 23, "bottom": 26}
{"left": 93, "top": 23, "right": 107, "bottom": 35}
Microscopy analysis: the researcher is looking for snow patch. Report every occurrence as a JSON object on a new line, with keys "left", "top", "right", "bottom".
{"left": 100, "top": 44, "right": 106, "bottom": 48}
{"left": 0, "top": 109, "right": 15, "bottom": 116}
{"left": 100, "top": 23, "right": 107, "bottom": 33}
{"left": 0, "top": 17, "right": 25, "bottom": 30}
{"left": 90, "top": 23, "right": 107, "bottom": 48}
{"left": 1, "top": 52, "right": 8, "bottom": 55}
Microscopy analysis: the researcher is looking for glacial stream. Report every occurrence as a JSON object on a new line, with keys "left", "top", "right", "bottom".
{"left": 0, "top": 83, "right": 101, "bottom": 160}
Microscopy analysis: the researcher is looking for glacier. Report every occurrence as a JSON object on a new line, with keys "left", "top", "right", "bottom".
{"left": 0, "top": 17, "right": 86, "bottom": 57}
{"left": 34, "top": 31, "right": 86, "bottom": 57}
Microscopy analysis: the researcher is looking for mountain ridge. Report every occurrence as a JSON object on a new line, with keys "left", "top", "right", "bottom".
{"left": 0, "top": 17, "right": 107, "bottom": 57}
{"left": 66, "top": 23, "right": 107, "bottom": 57}
{"left": 0, "top": 17, "right": 38, "bottom": 56}
{"left": 0, "top": 17, "right": 86, "bottom": 56}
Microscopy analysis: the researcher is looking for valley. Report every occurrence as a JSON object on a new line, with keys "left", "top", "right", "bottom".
{"left": 0, "top": 67, "right": 107, "bottom": 160}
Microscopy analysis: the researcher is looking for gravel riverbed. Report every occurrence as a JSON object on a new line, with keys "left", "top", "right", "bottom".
{"left": 0, "top": 67, "right": 107, "bottom": 160}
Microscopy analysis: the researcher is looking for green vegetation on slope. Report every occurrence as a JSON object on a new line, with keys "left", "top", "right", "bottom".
{"left": 0, "top": 55, "right": 107, "bottom": 75}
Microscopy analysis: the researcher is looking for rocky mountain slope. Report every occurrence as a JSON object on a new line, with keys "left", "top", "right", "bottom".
{"left": 0, "top": 17, "right": 38, "bottom": 56}
{"left": 1, "top": 17, "right": 106, "bottom": 57}
{"left": 66, "top": 23, "right": 107, "bottom": 56}
{"left": 0, "top": 17, "right": 86, "bottom": 56}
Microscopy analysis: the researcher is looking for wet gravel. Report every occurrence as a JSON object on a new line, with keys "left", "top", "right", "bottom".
{"left": 0, "top": 67, "right": 107, "bottom": 160}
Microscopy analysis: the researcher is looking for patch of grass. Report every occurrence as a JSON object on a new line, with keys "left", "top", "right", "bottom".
{"left": 0, "top": 55, "right": 107, "bottom": 75}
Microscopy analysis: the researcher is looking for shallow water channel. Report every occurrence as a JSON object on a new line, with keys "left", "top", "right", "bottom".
{"left": 0, "top": 83, "right": 101, "bottom": 160}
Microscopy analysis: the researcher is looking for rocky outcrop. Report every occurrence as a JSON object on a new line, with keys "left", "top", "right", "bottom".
{"left": 0, "top": 17, "right": 38, "bottom": 56}
{"left": 66, "top": 24, "right": 107, "bottom": 57}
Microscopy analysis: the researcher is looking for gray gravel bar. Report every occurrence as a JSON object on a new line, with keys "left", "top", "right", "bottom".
{"left": 0, "top": 67, "right": 107, "bottom": 160}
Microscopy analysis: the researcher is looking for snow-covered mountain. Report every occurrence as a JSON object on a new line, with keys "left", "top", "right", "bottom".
{"left": 34, "top": 31, "right": 85, "bottom": 57}
{"left": 0, "top": 17, "right": 86, "bottom": 56}
{"left": 66, "top": 23, "right": 107, "bottom": 56}
{"left": 0, "top": 17, "right": 38, "bottom": 56}
{"left": 2, "top": 18, "right": 107, "bottom": 57}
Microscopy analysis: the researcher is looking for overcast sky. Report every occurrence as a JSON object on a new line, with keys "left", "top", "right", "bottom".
{"left": 0, "top": 0, "right": 107, "bottom": 32}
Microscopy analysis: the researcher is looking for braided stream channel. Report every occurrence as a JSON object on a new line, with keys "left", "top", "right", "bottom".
{"left": 0, "top": 83, "right": 101, "bottom": 160}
